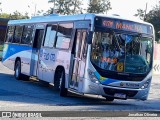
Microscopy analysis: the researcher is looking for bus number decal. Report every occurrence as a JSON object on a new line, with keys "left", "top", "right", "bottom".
{"left": 43, "top": 52, "right": 55, "bottom": 62}
{"left": 50, "top": 54, "right": 55, "bottom": 62}
{"left": 44, "top": 53, "right": 49, "bottom": 60}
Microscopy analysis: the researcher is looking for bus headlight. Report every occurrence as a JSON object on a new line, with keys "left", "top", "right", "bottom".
{"left": 141, "top": 80, "right": 150, "bottom": 89}
{"left": 88, "top": 69, "right": 99, "bottom": 84}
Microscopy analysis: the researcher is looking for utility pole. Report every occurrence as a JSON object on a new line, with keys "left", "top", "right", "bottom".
{"left": 144, "top": 3, "right": 148, "bottom": 21}
{"left": 34, "top": 4, "right": 37, "bottom": 16}
{"left": 51, "top": 0, "right": 56, "bottom": 14}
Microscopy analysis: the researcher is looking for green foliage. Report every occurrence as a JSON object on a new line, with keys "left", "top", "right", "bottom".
{"left": 0, "top": 11, "right": 29, "bottom": 19}
{"left": 146, "top": 4, "right": 160, "bottom": 42}
{"left": 134, "top": 9, "right": 145, "bottom": 20}
{"left": 87, "top": 0, "right": 111, "bottom": 14}
{"left": 0, "top": 13, "right": 10, "bottom": 18}
{"left": 47, "top": 0, "right": 83, "bottom": 15}
{"left": 135, "top": 2, "right": 160, "bottom": 42}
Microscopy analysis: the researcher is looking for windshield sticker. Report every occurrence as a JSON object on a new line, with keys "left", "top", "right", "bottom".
{"left": 117, "top": 62, "right": 124, "bottom": 72}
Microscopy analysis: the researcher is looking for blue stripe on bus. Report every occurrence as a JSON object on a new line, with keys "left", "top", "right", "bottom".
{"left": 2, "top": 44, "right": 33, "bottom": 62}
{"left": 100, "top": 78, "right": 118, "bottom": 85}
{"left": 95, "top": 71, "right": 118, "bottom": 85}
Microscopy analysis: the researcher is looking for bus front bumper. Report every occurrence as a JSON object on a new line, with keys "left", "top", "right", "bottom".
{"left": 86, "top": 83, "right": 150, "bottom": 100}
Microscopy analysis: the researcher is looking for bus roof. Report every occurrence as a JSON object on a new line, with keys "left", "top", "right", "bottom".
{"left": 8, "top": 13, "right": 152, "bottom": 26}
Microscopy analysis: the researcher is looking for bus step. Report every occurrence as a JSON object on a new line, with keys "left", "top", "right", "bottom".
{"left": 30, "top": 76, "right": 39, "bottom": 81}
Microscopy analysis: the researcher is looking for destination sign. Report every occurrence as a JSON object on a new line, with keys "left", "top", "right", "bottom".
{"left": 95, "top": 17, "right": 153, "bottom": 34}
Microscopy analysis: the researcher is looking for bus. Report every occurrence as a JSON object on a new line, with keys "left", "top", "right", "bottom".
{"left": 2, "top": 14, "right": 154, "bottom": 101}
{"left": 0, "top": 18, "right": 9, "bottom": 60}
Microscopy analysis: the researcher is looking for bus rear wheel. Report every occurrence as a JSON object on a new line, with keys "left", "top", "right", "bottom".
{"left": 14, "top": 60, "right": 22, "bottom": 80}
{"left": 14, "top": 60, "right": 30, "bottom": 81}
{"left": 54, "top": 68, "right": 68, "bottom": 97}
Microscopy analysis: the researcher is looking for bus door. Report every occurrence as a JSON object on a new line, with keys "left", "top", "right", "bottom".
{"left": 30, "top": 27, "right": 44, "bottom": 77}
{"left": 70, "top": 29, "right": 87, "bottom": 90}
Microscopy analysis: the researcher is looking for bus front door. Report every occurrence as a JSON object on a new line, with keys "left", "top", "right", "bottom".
{"left": 30, "top": 29, "right": 44, "bottom": 78}
{"left": 70, "top": 29, "right": 87, "bottom": 91}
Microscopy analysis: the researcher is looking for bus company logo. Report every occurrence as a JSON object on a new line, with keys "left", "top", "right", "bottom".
{"left": 120, "top": 82, "right": 124, "bottom": 87}
{"left": 2, "top": 112, "right": 12, "bottom": 118}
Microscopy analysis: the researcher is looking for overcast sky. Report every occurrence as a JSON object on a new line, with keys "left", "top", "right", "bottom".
{"left": 0, "top": 0, "right": 159, "bottom": 17}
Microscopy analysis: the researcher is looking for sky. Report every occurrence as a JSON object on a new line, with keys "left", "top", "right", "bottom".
{"left": 0, "top": 0, "right": 159, "bottom": 18}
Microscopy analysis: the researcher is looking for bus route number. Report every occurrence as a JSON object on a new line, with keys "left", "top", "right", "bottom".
{"left": 117, "top": 62, "right": 124, "bottom": 72}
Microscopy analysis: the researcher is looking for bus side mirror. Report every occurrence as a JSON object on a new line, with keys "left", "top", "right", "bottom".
{"left": 87, "top": 31, "right": 93, "bottom": 44}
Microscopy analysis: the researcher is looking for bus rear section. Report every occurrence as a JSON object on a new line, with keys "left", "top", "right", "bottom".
{"left": 83, "top": 16, "right": 154, "bottom": 101}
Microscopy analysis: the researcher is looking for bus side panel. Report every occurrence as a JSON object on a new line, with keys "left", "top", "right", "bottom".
{"left": 2, "top": 44, "right": 15, "bottom": 70}
{"left": 2, "top": 43, "right": 32, "bottom": 75}
{"left": 38, "top": 48, "right": 57, "bottom": 83}
{"left": 38, "top": 48, "right": 71, "bottom": 84}
{"left": 20, "top": 48, "right": 33, "bottom": 76}
{"left": 56, "top": 50, "right": 71, "bottom": 87}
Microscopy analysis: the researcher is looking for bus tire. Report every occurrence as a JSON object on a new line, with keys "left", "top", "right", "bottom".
{"left": 54, "top": 68, "right": 68, "bottom": 97}
{"left": 60, "top": 70, "right": 68, "bottom": 97}
{"left": 14, "top": 60, "right": 22, "bottom": 80}
{"left": 105, "top": 96, "right": 114, "bottom": 102}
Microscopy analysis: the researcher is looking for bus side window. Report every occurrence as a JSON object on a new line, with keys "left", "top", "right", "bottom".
{"left": 13, "top": 26, "right": 23, "bottom": 43}
{"left": 44, "top": 24, "right": 57, "bottom": 47}
{"left": 6, "top": 26, "right": 15, "bottom": 43}
{"left": 21, "top": 25, "right": 33, "bottom": 45}
{"left": 55, "top": 23, "right": 73, "bottom": 49}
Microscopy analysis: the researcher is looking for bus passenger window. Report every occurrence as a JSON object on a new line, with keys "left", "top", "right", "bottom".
{"left": 56, "top": 37, "right": 71, "bottom": 49}
{"left": 55, "top": 23, "right": 73, "bottom": 49}
{"left": 6, "top": 26, "right": 15, "bottom": 42}
{"left": 13, "top": 26, "right": 23, "bottom": 43}
{"left": 44, "top": 24, "right": 57, "bottom": 47}
{"left": 21, "top": 25, "right": 33, "bottom": 45}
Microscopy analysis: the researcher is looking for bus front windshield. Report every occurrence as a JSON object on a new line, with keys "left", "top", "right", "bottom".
{"left": 91, "top": 30, "right": 153, "bottom": 74}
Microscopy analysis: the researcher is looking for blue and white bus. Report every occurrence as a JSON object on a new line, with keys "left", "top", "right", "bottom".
{"left": 2, "top": 14, "right": 155, "bottom": 101}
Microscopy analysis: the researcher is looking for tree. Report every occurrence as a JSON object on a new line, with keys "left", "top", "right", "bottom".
{"left": 134, "top": 9, "right": 145, "bottom": 20}
{"left": 9, "top": 11, "right": 29, "bottom": 19}
{"left": 146, "top": 3, "right": 160, "bottom": 42}
{"left": 0, "top": 13, "right": 10, "bottom": 18}
{"left": 135, "top": 2, "right": 160, "bottom": 42}
{"left": 0, "top": 11, "right": 29, "bottom": 19}
{"left": 134, "top": 3, "right": 148, "bottom": 20}
{"left": 36, "top": 10, "right": 45, "bottom": 16}
{"left": 87, "top": 0, "right": 111, "bottom": 14}
{"left": 47, "top": 0, "right": 83, "bottom": 15}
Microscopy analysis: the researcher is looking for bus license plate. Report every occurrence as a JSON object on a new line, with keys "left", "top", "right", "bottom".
{"left": 114, "top": 93, "right": 126, "bottom": 99}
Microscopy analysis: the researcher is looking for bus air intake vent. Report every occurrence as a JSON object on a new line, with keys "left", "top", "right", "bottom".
{"left": 103, "top": 88, "right": 138, "bottom": 97}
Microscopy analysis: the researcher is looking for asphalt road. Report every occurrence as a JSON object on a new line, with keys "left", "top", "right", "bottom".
{"left": 0, "top": 62, "right": 160, "bottom": 119}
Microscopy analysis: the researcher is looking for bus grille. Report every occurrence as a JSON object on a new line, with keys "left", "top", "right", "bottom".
{"left": 103, "top": 87, "right": 138, "bottom": 97}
